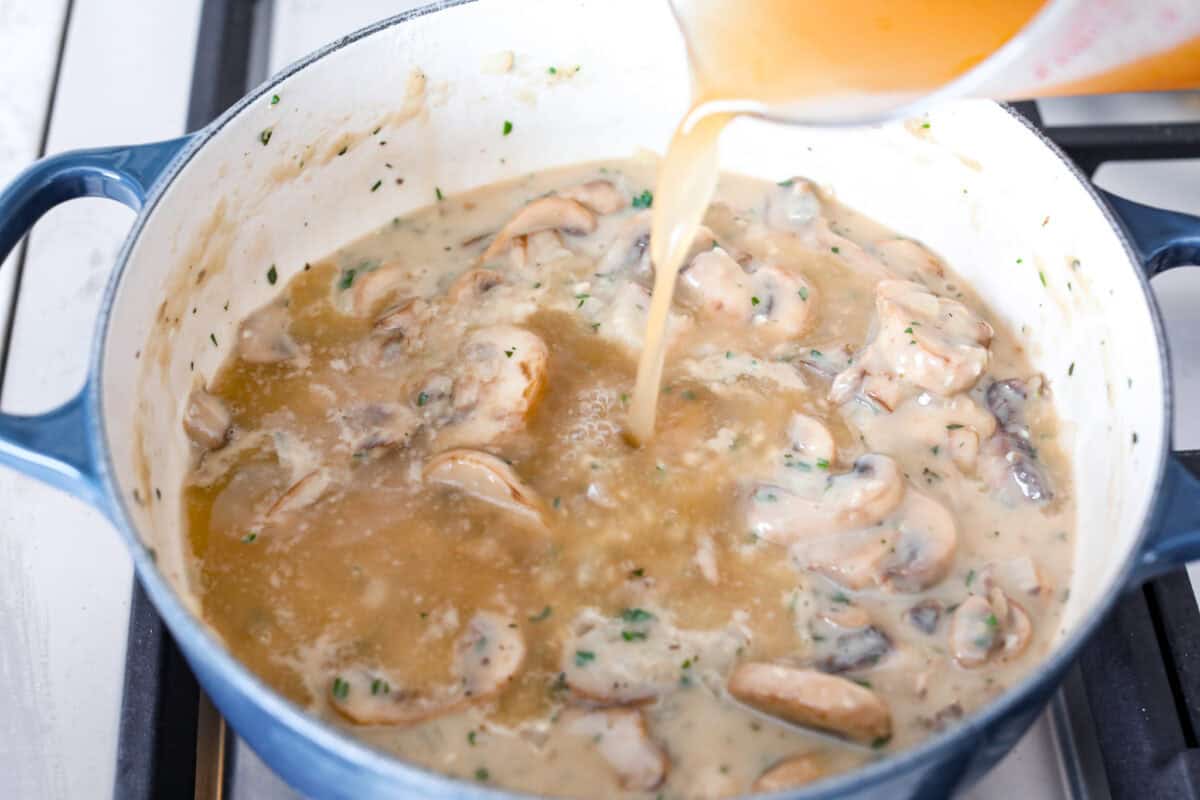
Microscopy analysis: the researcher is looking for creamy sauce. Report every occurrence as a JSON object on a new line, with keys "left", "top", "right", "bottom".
{"left": 182, "top": 161, "right": 1075, "bottom": 797}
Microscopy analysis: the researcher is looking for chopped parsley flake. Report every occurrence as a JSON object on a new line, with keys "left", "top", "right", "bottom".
{"left": 502, "top": 120, "right": 513, "bottom": 136}
{"left": 266, "top": 265, "right": 277, "bottom": 285}
{"left": 965, "top": 569, "right": 976, "bottom": 586}
{"left": 331, "top": 676, "right": 349, "bottom": 699}
{"left": 831, "top": 591, "right": 850, "bottom": 604}
{"left": 816, "top": 458, "right": 830, "bottom": 470}
{"left": 548, "top": 66, "right": 557, "bottom": 74}
{"left": 1039, "top": 270, "right": 1047, "bottom": 287}
{"left": 468, "top": 731, "right": 477, "bottom": 746}
{"left": 620, "top": 608, "right": 656, "bottom": 623}
{"left": 370, "top": 179, "right": 382, "bottom": 192}
{"left": 209, "top": 333, "right": 218, "bottom": 347}
{"left": 270, "top": 94, "right": 280, "bottom": 105}
{"left": 777, "top": 178, "right": 795, "bottom": 187}
{"left": 574, "top": 650, "right": 596, "bottom": 667}
{"left": 1068, "top": 362, "right": 1075, "bottom": 377}
{"left": 338, "top": 269, "right": 357, "bottom": 290}
{"left": 553, "top": 496, "right": 562, "bottom": 509}
{"left": 622, "top": 630, "right": 648, "bottom": 642}
{"left": 504, "top": 348, "right": 515, "bottom": 358}
{"left": 337, "top": 145, "right": 348, "bottom": 156}
{"left": 904, "top": 326, "right": 914, "bottom": 334}
{"left": 475, "top": 768, "right": 490, "bottom": 782}
{"left": 529, "top": 606, "right": 553, "bottom": 622}
{"left": 946, "top": 423, "right": 964, "bottom": 430}
{"left": 984, "top": 613, "right": 999, "bottom": 628}
{"left": 417, "top": 392, "right": 429, "bottom": 407}
{"left": 630, "top": 567, "right": 645, "bottom": 578}
{"left": 831, "top": 246, "right": 840, "bottom": 254}
{"left": 259, "top": 128, "right": 272, "bottom": 146}
{"left": 576, "top": 293, "right": 590, "bottom": 308}
{"left": 631, "top": 190, "right": 653, "bottom": 209}
{"left": 370, "top": 678, "right": 390, "bottom": 696}
{"left": 435, "top": 187, "right": 444, "bottom": 202}
{"left": 241, "top": 532, "right": 257, "bottom": 543}
{"left": 872, "top": 736, "right": 892, "bottom": 749}
{"left": 750, "top": 296, "right": 761, "bottom": 306}
{"left": 798, "top": 286, "right": 809, "bottom": 301}
{"left": 810, "top": 349, "right": 822, "bottom": 358}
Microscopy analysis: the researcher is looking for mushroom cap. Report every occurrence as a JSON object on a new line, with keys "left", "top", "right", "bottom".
{"left": 559, "top": 179, "right": 627, "bottom": 215}
{"left": 329, "top": 611, "right": 525, "bottom": 726}
{"left": 728, "top": 662, "right": 892, "bottom": 744}
{"left": 561, "top": 708, "right": 669, "bottom": 791}
{"left": 753, "top": 753, "right": 828, "bottom": 793}
{"left": 480, "top": 196, "right": 597, "bottom": 263}
{"left": 434, "top": 325, "right": 549, "bottom": 450}
{"left": 183, "top": 387, "right": 232, "bottom": 451}
{"left": 350, "top": 263, "right": 408, "bottom": 317}
{"left": 237, "top": 302, "right": 300, "bottom": 364}
{"left": 423, "top": 449, "right": 545, "bottom": 528}
{"left": 749, "top": 454, "right": 905, "bottom": 546}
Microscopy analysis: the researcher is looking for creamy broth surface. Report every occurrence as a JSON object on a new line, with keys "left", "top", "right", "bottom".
{"left": 182, "top": 161, "right": 1074, "bottom": 797}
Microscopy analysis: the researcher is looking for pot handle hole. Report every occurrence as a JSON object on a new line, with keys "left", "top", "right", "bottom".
{"left": 0, "top": 136, "right": 193, "bottom": 506}
{"left": 1104, "top": 190, "right": 1200, "bottom": 582}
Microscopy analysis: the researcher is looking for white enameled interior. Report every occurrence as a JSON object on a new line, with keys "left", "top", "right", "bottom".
{"left": 101, "top": 0, "right": 1163, "bottom": 642}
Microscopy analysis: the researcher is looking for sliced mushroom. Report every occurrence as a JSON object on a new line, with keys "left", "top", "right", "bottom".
{"left": 329, "top": 611, "right": 525, "bottom": 725}
{"left": 748, "top": 454, "right": 905, "bottom": 546}
{"left": 480, "top": 196, "right": 597, "bottom": 263}
{"left": 749, "top": 263, "right": 819, "bottom": 338}
{"left": 266, "top": 469, "right": 331, "bottom": 521}
{"left": 238, "top": 302, "right": 300, "bottom": 364}
{"left": 813, "top": 621, "right": 892, "bottom": 674}
{"left": 596, "top": 211, "right": 652, "bottom": 280}
{"left": 981, "top": 378, "right": 1054, "bottom": 505}
{"left": 423, "top": 449, "right": 545, "bottom": 528}
{"left": 677, "top": 248, "right": 755, "bottom": 320}
{"left": 456, "top": 610, "right": 528, "bottom": 699}
{"left": 183, "top": 387, "right": 231, "bottom": 450}
{"left": 766, "top": 178, "right": 823, "bottom": 229}
{"left": 873, "top": 238, "right": 946, "bottom": 283}
{"left": 342, "top": 403, "right": 420, "bottom": 458}
{"left": 950, "top": 589, "right": 1032, "bottom": 669}
{"left": 878, "top": 490, "right": 958, "bottom": 592}
{"left": 561, "top": 708, "right": 668, "bottom": 791}
{"left": 559, "top": 179, "right": 626, "bottom": 215}
{"left": 786, "top": 413, "right": 835, "bottom": 465}
{"left": 791, "top": 489, "right": 957, "bottom": 593}
{"left": 728, "top": 663, "right": 892, "bottom": 744}
{"left": 905, "top": 599, "right": 943, "bottom": 635}
{"left": 435, "top": 325, "right": 548, "bottom": 449}
{"left": 832, "top": 280, "right": 992, "bottom": 404}
{"left": 765, "top": 178, "right": 890, "bottom": 278}
{"left": 597, "top": 212, "right": 716, "bottom": 285}
{"left": 986, "top": 378, "right": 1029, "bottom": 429}
{"left": 351, "top": 264, "right": 408, "bottom": 316}
{"left": 447, "top": 269, "right": 503, "bottom": 303}
{"left": 374, "top": 297, "right": 430, "bottom": 338}
{"left": 596, "top": 279, "right": 690, "bottom": 355}
{"left": 753, "top": 753, "right": 828, "bottom": 793}
{"left": 562, "top": 609, "right": 747, "bottom": 704}
{"left": 509, "top": 229, "right": 570, "bottom": 269}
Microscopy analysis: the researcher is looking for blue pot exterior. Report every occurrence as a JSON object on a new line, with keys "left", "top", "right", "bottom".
{"left": 2, "top": 7, "right": 1200, "bottom": 800}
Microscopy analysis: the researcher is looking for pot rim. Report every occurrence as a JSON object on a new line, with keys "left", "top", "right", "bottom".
{"left": 88, "top": 2, "right": 1174, "bottom": 796}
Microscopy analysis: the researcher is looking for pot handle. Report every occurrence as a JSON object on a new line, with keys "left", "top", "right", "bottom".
{"left": 1104, "top": 190, "right": 1200, "bottom": 583}
{"left": 0, "top": 135, "right": 193, "bottom": 506}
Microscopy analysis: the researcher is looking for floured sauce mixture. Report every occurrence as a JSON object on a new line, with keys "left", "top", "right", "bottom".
{"left": 182, "top": 161, "right": 1074, "bottom": 798}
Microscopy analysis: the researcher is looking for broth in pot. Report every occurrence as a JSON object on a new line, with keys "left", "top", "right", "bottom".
{"left": 181, "top": 161, "right": 1074, "bottom": 798}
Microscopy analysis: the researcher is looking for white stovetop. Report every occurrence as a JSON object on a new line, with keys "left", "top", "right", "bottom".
{"left": 1, "top": 2, "right": 1199, "bottom": 798}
